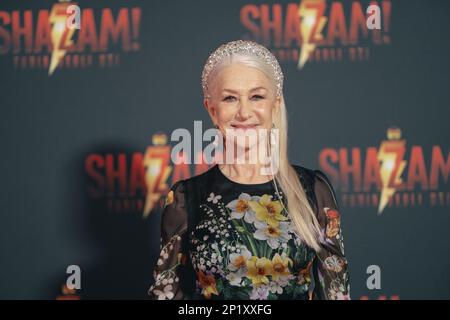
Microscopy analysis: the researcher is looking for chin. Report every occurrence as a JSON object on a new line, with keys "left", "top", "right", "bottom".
{"left": 235, "top": 141, "right": 259, "bottom": 151}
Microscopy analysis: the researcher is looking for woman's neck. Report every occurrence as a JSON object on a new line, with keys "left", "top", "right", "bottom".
{"left": 218, "top": 163, "right": 273, "bottom": 184}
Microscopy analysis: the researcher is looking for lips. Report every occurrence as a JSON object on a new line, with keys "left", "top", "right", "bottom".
{"left": 231, "top": 124, "right": 258, "bottom": 131}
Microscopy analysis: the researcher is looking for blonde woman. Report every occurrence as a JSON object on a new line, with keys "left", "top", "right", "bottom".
{"left": 148, "top": 40, "right": 350, "bottom": 300}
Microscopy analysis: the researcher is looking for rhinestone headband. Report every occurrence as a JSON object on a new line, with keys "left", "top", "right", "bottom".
{"left": 201, "top": 40, "right": 284, "bottom": 98}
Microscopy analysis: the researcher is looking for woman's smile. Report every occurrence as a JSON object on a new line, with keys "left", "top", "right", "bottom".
{"left": 230, "top": 123, "right": 260, "bottom": 132}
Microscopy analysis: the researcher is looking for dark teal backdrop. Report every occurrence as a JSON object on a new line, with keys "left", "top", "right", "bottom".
{"left": 0, "top": 0, "right": 449, "bottom": 299}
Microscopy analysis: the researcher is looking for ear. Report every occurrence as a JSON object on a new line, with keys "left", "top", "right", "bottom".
{"left": 272, "top": 95, "right": 281, "bottom": 118}
{"left": 204, "top": 98, "right": 217, "bottom": 125}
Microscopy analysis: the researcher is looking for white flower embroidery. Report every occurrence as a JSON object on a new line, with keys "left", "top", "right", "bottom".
{"left": 207, "top": 192, "right": 222, "bottom": 204}
{"left": 226, "top": 270, "right": 245, "bottom": 286}
{"left": 249, "top": 284, "right": 269, "bottom": 300}
{"left": 227, "top": 246, "right": 252, "bottom": 272}
{"left": 153, "top": 284, "right": 174, "bottom": 300}
{"left": 323, "top": 255, "right": 346, "bottom": 273}
{"left": 253, "top": 220, "right": 291, "bottom": 249}
{"left": 268, "top": 281, "right": 283, "bottom": 294}
{"left": 226, "top": 193, "right": 257, "bottom": 221}
{"left": 161, "top": 278, "right": 174, "bottom": 285}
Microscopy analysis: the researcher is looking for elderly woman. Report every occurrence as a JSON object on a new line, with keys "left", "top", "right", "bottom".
{"left": 148, "top": 40, "right": 350, "bottom": 300}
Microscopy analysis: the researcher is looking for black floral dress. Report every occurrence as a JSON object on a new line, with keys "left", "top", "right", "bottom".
{"left": 148, "top": 164, "right": 350, "bottom": 300}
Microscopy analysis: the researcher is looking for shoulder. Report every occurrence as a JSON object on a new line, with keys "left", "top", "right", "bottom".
{"left": 314, "top": 169, "right": 334, "bottom": 187}
{"left": 291, "top": 164, "right": 339, "bottom": 209}
{"left": 180, "top": 165, "right": 216, "bottom": 193}
{"left": 291, "top": 164, "right": 331, "bottom": 186}
{"left": 290, "top": 164, "right": 318, "bottom": 209}
{"left": 161, "top": 179, "right": 189, "bottom": 238}
{"left": 166, "top": 165, "right": 217, "bottom": 217}
{"left": 291, "top": 164, "right": 316, "bottom": 185}
{"left": 168, "top": 165, "right": 216, "bottom": 193}
{"left": 312, "top": 169, "right": 340, "bottom": 210}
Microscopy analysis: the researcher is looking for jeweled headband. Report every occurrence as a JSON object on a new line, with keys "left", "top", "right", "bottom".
{"left": 201, "top": 40, "right": 284, "bottom": 98}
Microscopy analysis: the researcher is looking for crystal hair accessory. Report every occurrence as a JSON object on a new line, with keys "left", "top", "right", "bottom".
{"left": 201, "top": 40, "right": 284, "bottom": 98}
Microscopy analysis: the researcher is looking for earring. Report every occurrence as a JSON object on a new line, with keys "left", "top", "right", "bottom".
{"left": 270, "top": 123, "right": 276, "bottom": 146}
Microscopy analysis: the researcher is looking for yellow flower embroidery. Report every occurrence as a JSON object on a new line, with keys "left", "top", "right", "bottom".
{"left": 271, "top": 253, "right": 292, "bottom": 280}
{"left": 246, "top": 256, "right": 273, "bottom": 286}
{"left": 248, "top": 194, "right": 287, "bottom": 227}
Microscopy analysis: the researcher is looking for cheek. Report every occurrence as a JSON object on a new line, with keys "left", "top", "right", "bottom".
{"left": 254, "top": 102, "right": 274, "bottom": 123}
{"left": 215, "top": 106, "right": 236, "bottom": 123}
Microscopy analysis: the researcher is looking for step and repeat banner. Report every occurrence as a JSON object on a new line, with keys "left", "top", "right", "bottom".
{"left": 0, "top": 0, "right": 449, "bottom": 299}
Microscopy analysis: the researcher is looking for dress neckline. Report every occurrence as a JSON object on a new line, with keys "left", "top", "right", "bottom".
{"left": 213, "top": 164, "right": 275, "bottom": 187}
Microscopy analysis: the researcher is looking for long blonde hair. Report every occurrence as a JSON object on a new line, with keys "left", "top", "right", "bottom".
{"left": 270, "top": 94, "right": 322, "bottom": 252}
{"left": 205, "top": 52, "right": 322, "bottom": 252}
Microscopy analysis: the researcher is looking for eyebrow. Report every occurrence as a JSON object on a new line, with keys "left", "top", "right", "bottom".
{"left": 222, "top": 86, "right": 267, "bottom": 94}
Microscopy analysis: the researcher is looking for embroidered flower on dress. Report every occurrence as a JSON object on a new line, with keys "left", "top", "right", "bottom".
{"left": 226, "top": 193, "right": 256, "bottom": 221}
{"left": 197, "top": 270, "right": 219, "bottom": 299}
{"left": 323, "top": 255, "right": 346, "bottom": 273}
{"left": 248, "top": 194, "right": 288, "bottom": 227}
{"left": 207, "top": 192, "right": 222, "bottom": 204}
{"left": 324, "top": 207, "right": 341, "bottom": 238}
{"left": 253, "top": 220, "right": 291, "bottom": 249}
{"left": 228, "top": 246, "right": 252, "bottom": 272}
{"left": 153, "top": 186, "right": 349, "bottom": 300}
{"left": 246, "top": 256, "right": 273, "bottom": 286}
{"left": 249, "top": 284, "right": 270, "bottom": 300}
{"left": 153, "top": 284, "right": 174, "bottom": 300}
{"left": 270, "top": 253, "right": 293, "bottom": 280}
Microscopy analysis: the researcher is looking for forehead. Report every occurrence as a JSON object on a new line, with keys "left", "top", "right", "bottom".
{"left": 212, "top": 63, "right": 272, "bottom": 92}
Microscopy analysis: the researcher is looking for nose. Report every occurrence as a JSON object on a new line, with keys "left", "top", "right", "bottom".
{"left": 236, "top": 98, "right": 252, "bottom": 120}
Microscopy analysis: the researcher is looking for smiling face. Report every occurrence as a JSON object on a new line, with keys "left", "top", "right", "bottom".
{"left": 204, "top": 63, "right": 281, "bottom": 155}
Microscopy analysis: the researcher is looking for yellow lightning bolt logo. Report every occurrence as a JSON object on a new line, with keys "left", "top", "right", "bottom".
{"left": 48, "top": 2, "right": 77, "bottom": 76}
{"left": 377, "top": 127, "right": 407, "bottom": 215}
{"left": 298, "top": 0, "right": 327, "bottom": 69}
{"left": 143, "top": 133, "right": 172, "bottom": 218}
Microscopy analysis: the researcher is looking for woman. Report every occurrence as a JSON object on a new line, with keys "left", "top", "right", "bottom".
{"left": 148, "top": 40, "right": 350, "bottom": 300}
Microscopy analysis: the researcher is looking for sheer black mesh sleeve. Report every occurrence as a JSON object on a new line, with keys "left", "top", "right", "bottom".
{"left": 312, "top": 170, "right": 350, "bottom": 300}
{"left": 148, "top": 180, "right": 191, "bottom": 300}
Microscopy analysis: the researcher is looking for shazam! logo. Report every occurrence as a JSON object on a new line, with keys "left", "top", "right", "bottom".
{"left": 297, "top": 0, "right": 328, "bottom": 69}
{"left": 84, "top": 127, "right": 448, "bottom": 217}
{"left": 239, "top": 0, "right": 392, "bottom": 68}
{"left": 48, "top": 2, "right": 78, "bottom": 75}
{"left": 0, "top": 1, "right": 142, "bottom": 74}
{"left": 317, "top": 126, "right": 449, "bottom": 214}
{"left": 143, "top": 133, "right": 173, "bottom": 217}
